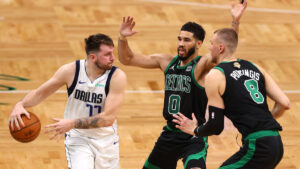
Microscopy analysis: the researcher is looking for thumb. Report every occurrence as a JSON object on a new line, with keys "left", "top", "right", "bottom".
{"left": 192, "top": 113, "right": 197, "bottom": 123}
{"left": 130, "top": 30, "right": 139, "bottom": 36}
{"left": 231, "top": 1, "right": 235, "bottom": 8}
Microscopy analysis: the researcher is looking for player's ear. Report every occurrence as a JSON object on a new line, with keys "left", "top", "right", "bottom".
{"left": 219, "top": 44, "right": 225, "bottom": 54}
{"left": 196, "top": 40, "right": 202, "bottom": 49}
{"left": 89, "top": 53, "right": 96, "bottom": 61}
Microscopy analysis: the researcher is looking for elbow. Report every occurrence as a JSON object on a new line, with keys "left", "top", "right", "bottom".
{"left": 282, "top": 98, "right": 291, "bottom": 110}
{"left": 119, "top": 57, "right": 130, "bottom": 65}
{"left": 102, "top": 116, "right": 116, "bottom": 127}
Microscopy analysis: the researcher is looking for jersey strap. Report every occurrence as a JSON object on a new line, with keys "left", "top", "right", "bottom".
{"left": 105, "top": 66, "right": 117, "bottom": 95}
{"left": 67, "top": 60, "right": 80, "bottom": 96}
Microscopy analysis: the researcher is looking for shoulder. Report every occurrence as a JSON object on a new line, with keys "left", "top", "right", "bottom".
{"left": 110, "top": 68, "right": 127, "bottom": 89}
{"left": 57, "top": 61, "right": 76, "bottom": 74}
{"left": 151, "top": 53, "right": 175, "bottom": 65}
{"left": 206, "top": 68, "right": 225, "bottom": 82}
{"left": 150, "top": 53, "right": 175, "bottom": 72}
{"left": 112, "top": 68, "right": 127, "bottom": 81}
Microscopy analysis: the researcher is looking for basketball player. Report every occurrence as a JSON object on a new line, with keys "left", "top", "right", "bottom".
{"left": 9, "top": 34, "right": 126, "bottom": 169}
{"left": 118, "top": 1, "right": 247, "bottom": 168}
{"left": 173, "top": 28, "right": 290, "bottom": 168}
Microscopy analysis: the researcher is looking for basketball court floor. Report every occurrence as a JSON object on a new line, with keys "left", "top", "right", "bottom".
{"left": 0, "top": 0, "right": 300, "bottom": 168}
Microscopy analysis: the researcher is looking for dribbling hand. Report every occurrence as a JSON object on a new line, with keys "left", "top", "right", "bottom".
{"left": 9, "top": 102, "right": 31, "bottom": 130}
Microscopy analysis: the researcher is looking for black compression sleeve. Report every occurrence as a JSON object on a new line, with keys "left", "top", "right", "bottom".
{"left": 194, "top": 106, "right": 225, "bottom": 137}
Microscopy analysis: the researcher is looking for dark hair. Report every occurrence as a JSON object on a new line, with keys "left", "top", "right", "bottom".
{"left": 214, "top": 28, "right": 238, "bottom": 53}
{"left": 181, "top": 22, "right": 205, "bottom": 42}
{"left": 85, "top": 33, "right": 114, "bottom": 55}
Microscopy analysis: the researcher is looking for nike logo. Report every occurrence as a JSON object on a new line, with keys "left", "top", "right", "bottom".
{"left": 113, "top": 141, "right": 119, "bottom": 145}
{"left": 78, "top": 81, "right": 86, "bottom": 84}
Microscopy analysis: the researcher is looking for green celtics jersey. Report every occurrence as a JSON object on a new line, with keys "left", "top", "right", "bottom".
{"left": 163, "top": 55, "right": 207, "bottom": 129}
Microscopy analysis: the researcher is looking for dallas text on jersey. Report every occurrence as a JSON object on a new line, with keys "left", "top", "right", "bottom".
{"left": 74, "top": 89, "right": 103, "bottom": 104}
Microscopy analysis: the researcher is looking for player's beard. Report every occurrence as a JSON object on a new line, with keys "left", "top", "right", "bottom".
{"left": 178, "top": 45, "right": 196, "bottom": 61}
{"left": 95, "top": 60, "right": 112, "bottom": 70}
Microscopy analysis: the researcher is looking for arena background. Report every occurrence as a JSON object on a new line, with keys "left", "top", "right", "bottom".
{"left": 0, "top": 0, "right": 299, "bottom": 168}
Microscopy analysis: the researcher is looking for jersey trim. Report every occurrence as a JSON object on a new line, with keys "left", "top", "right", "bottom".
{"left": 184, "top": 137, "right": 208, "bottom": 169}
{"left": 176, "top": 55, "right": 201, "bottom": 69}
{"left": 164, "top": 56, "right": 178, "bottom": 74}
{"left": 244, "top": 130, "right": 279, "bottom": 141}
{"left": 105, "top": 66, "right": 117, "bottom": 96}
{"left": 220, "top": 58, "right": 240, "bottom": 64}
{"left": 213, "top": 66, "right": 225, "bottom": 75}
{"left": 191, "top": 62, "right": 204, "bottom": 89}
{"left": 248, "top": 61, "right": 258, "bottom": 70}
{"left": 166, "top": 124, "right": 182, "bottom": 132}
{"left": 219, "top": 139, "right": 256, "bottom": 169}
{"left": 144, "top": 158, "right": 161, "bottom": 169}
{"left": 67, "top": 60, "right": 80, "bottom": 96}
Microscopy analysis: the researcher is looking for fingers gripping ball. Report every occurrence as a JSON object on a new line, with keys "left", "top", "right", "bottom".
{"left": 9, "top": 112, "right": 41, "bottom": 143}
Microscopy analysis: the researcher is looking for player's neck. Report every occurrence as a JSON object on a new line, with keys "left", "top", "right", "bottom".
{"left": 218, "top": 54, "right": 236, "bottom": 63}
{"left": 85, "top": 61, "right": 106, "bottom": 82}
{"left": 180, "top": 53, "right": 198, "bottom": 66}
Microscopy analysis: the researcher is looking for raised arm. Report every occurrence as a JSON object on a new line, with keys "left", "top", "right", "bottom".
{"left": 193, "top": 1, "right": 247, "bottom": 83}
{"left": 118, "top": 16, "right": 173, "bottom": 71}
{"left": 9, "top": 62, "right": 74, "bottom": 130}
{"left": 257, "top": 65, "right": 290, "bottom": 118}
{"left": 231, "top": 0, "right": 248, "bottom": 34}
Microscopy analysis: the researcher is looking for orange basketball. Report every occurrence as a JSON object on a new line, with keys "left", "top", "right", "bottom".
{"left": 9, "top": 112, "right": 41, "bottom": 143}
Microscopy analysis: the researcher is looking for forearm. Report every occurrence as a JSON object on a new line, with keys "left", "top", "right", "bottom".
{"left": 19, "top": 89, "right": 45, "bottom": 107}
{"left": 118, "top": 36, "right": 135, "bottom": 65}
{"left": 194, "top": 106, "right": 224, "bottom": 137}
{"left": 74, "top": 113, "right": 114, "bottom": 129}
{"left": 232, "top": 20, "right": 240, "bottom": 34}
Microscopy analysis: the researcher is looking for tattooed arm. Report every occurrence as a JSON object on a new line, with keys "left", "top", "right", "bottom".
{"left": 74, "top": 69, "right": 127, "bottom": 129}
{"left": 45, "top": 69, "right": 127, "bottom": 141}
{"left": 74, "top": 114, "right": 109, "bottom": 129}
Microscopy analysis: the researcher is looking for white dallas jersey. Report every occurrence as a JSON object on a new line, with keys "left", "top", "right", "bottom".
{"left": 65, "top": 60, "right": 118, "bottom": 138}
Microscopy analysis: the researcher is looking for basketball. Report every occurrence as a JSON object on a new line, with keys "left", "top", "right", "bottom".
{"left": 9, "top": 112, "right": 41, "bottom": 143}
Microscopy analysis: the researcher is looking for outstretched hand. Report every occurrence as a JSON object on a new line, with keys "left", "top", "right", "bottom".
{"left": 120, "top": 16, "right": 138, "bottom": 37}
{"left": 45, "top": 118, "right": 74, "bottom": 142}
{"left": 172, "top": 112, "right": 198, "bottom": 136}
{"left": 231, "top": 0, "right": 248, "bottom": 22}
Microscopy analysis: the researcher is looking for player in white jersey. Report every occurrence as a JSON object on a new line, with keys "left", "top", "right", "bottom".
{"left": 9, "top": 33, "right": 127, "bottom": 169}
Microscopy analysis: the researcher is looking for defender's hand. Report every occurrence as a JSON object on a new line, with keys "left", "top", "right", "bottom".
{"left": 172, "top": 112, "right": 198, "bottom": 136}
{"left": 120, "top": 16, "right": 138, "bottom": 37}
{"left": 9, "top": 102, "right": 30, "bottom": 130}
{"left": 231, "top": 0, "right": 248, "bottom": 22}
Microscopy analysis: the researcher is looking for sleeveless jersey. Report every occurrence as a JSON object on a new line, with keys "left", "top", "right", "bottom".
{"left": 214, "top": 59, "right": 282, "bottom": 139}
{"left": 64, "top": 60, "right": 118, "bottom": 138}
{"left": 163, "top": 55, "right": 207, "bottom": 129}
